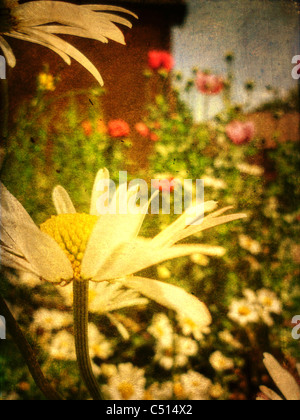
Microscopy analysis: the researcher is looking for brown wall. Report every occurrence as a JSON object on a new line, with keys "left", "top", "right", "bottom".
{"left": 6, "top": 3, "right": 186, "bottom": 172}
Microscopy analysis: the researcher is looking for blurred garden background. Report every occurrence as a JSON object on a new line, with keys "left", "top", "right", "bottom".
{"left": 0, "top": 0, "right": 299, "bottom": 400}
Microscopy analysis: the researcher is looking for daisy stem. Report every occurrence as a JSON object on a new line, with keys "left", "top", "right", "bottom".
{"left": 73, "top": 279, "right": 103, "bottom": 400}
{"left": 0, "top": 293, "right": 63, "bottom": 400}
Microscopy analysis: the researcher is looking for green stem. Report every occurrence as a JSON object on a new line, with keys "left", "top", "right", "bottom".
{"left": 0, "top": 293, "right": 63, "bottom": 400}
{"left": 73, "top": 279, "right": 103, "bottom": 400}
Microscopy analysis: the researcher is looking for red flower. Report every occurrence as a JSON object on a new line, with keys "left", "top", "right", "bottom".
{"left": 196, "top": 72, "right": 224, "bottom": 95}
{"left": 149, "top": 132, "right": 159, "bottom": 142}
{"left": 81, "top": 120, "right": 93, "bottom": 136}
{"left": 108, "top": 119, "right": 130, "bottom": 138}
{"left": 135, "top": 122, "right": 150, "bottom": 137}
{"left": 225, "top": 120, "right": 255, "bottom": 145}
{"left": 152, "top": 177, "right": 176, "bottom": 192}
{"left": 148, "top": 50, "right": 175, "bottom": 72}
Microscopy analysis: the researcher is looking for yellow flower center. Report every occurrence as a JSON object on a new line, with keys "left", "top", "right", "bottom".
{"left": 238, "top": 306, "right": 251, "bottom": 316}
{"left": 40, "top": 213, "right": 98, "bottom": 280}
{"left": 118, "top": 382, "right": 135, "bottom": 400}
{"left": 262, "top": 297, "right": 273, "bottom": 307}
{"left": 173, "top": 382, "right": 185, "bottom": 398}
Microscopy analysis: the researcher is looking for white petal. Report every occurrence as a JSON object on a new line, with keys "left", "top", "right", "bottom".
{"left": 81, "top": 213, "right": 146, "bottom": 279}
{"left": 52, "top": 186, "right": 76, "bottom": 215}
{"left": 0, "top": 36, "right": 16, "bottom": 67}
{"left": 15, "top": 2, "right": 131, "bottom": 44}
{"left": 82, "top": 4, "right": 138, "bottom": 20}
{"left": 0, "top": 183, "right": 73, "bottom": 283}
{"left": 172, "top": 212, "right": 247, "bottom": 244}
{"left": 152, "top": 201, "right": 218, "bottom": 248}
{"left": 119, "top": 277, "right": 212, "bottom": 329}
{"left": 0, "top": 247, "right": 40, "bottom": 276}
{"left": 90, "top": 168, "right": 110, "bottom": 216}
{"left": 263, "top": 353, "right": 300, "bottom": 400}
{"left": 6, "top": 31, "right": 71, "bottom": 65}
{"left": 106, "top": 314, "right": 130, "bottom": 340}
{"left": 33, "top": 25, "right": 109, "bottom": 44}
{"left": 23, "top": 28, "right": 104, "bottom": 85}
{"left": 92, "top": 240, "right": 225, "bottom": 281}
{"left": 259, "top": 386, "right": 283, "bottom": 401}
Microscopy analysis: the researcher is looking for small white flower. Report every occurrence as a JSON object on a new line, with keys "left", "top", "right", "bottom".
{"left": 144, "top": 382, "right": 173, "bottom": 400}
{"left": 102, "top": 363, "right": 146, "bottom": 400}
{"left": 175, "top": 335, "right": 198, "bottom": 357}
{"left": 49, "top": 330, "right": 76, "bottom": 361}
{"left": 209, "top": 351, "right": 234, "bottom": 372}
{"left": 237, "top": 163, "right": 264, "bottom": 176}
{"left": 257, "top": 289, "right": 282, "bottom": 326}
{"left": 154, "top": 334, "right": 198, "bottom": 370}
{"left": 178, "top": 370, "right": 212, "bottom": 400}
{"left": 88, "top": 323, "right": 114, "bottom": 360}
{"left": 148, "top": 313, "right": 173, "bottom": 348}
{"left": 228, "top": 298, "right": 260, "bottom": 326}
{"left": 202, "top": 176, "right": 227, "bottom": 190}
{"left": 239, "top": 234, "right": 262, "bottom": 255}
{"left": 32, "top": 308, "right": 72, "bottom": 331}
{"left": 177, "top": 313, "right": 210, "bottom": 341}
{"left": 218, "top": 330, "right": 242, "bottom": 349}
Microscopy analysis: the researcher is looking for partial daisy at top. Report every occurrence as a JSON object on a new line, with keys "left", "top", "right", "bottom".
{"left": 0, "top": 168, "right": 246, "bottom": 330}
{"left": 0, "top": 0, "right": 137, "bottom": 85}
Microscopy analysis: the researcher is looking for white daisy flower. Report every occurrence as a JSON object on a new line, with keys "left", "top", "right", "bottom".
{"left": 176, "top": 370, "right": 212, "bottom": 400}
{"left": 239, "top": 234, "right": 262, "bottom": 255}
{"left": 209, "top": 351, "right": 234, "bottom": 372}
{"left": 88, "top": 323, "right": 113, "bottom": 360}
{"left": 0, "top": 0, "right": 137, "bottom": 85}
{"left": 237, "top": 163, "right": 264, "bottom": 176}
{"left": 32, "top": 308, "right": 72, "bottom": 331}
{"left": 257, "top": 353, "right": 300, "bottom": 401}
{"left": 148, "top": 313, "right": 173, "bottom": 348}
{"left": 154, "top": 334, "right": 198, "bottom": 370}
{"left": 0, "top": 168, "right": 245, "bottom": 328}
{"left": 177, "top": 313, "right": 210, "bottom": 341}
{"left": 49, "top": 330, "right": 76, "bottom": 361}
{"left": 202, "top": 176, "right": 227, "bottom": 190}
{"left": 218, "top": 330, "right": 242, "bottom": 349}
{"left": 102, "top": 363, "right": 146, "bottom": 400}
{"left": 144, "top": 381, "right": 173, "bottom": 400}
{"left": 257, "top": 289, "right": 282, "bottom": 314}
{"left": 257, "top": 288, "right": 282, "bottom": 326}
{"left": 228, "top": 298, "right": 260, "bottom": 326}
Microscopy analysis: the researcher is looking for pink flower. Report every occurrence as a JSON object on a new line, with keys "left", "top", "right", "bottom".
{"left": 225, "top": 120, "right": 255, "bottom": 145}
{"left": 135, "top": 122, "right": 150, "bottom": 137}
{"left": 108, "top": 119, "right": 130, "bottom": 138}
{"left": 152, "top": 177, "right": 176, "bottom": 192}
{"left": 148, "top": 50, "right": 175, "bottom": 72}
{"left": 196, "top": 72, "right": 224, "bottom": 95}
